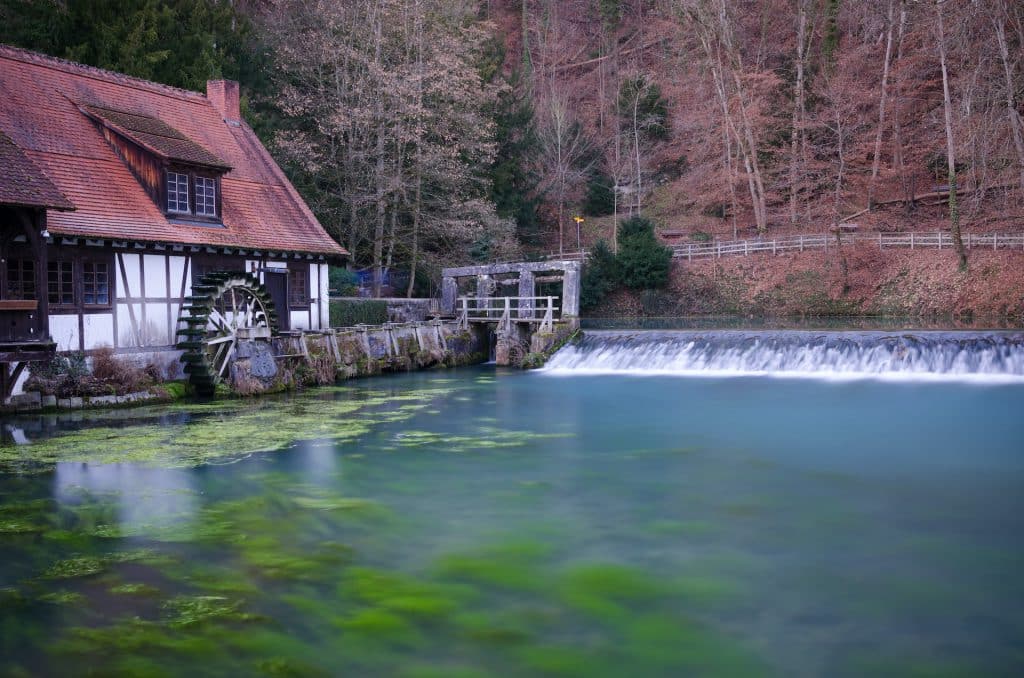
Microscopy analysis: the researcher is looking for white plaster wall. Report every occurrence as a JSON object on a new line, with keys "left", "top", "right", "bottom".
{"left": 82, "top": 313, "right": 115, "bottom": 350}
{"left": 50, "top": 315, "right": 79, "bottom": 351}
{"left": 117, "top": 302, "right": 144, "bottom": 347}
{"left": 144, "top": 254, "right": 167, "bottom": 298}
{"left": 290, "top": 310, "right": 310, "bottom": 331}
{"left": 117, "top": 253, "right": 141, "bottom": 299}
{"left": 170, "top": 256, "right": 189, "bottom": 298}
{"left": 317, "top": 263, "right": 329, "bottom": 329}
{"left": 10, "top": 368, "right": 30, "bottom": 397}
{"left": 140, "top": 312, "right": 170, "bottom": 347}
{"left": 169, "top": 302, "right": 182, "bottom": 345}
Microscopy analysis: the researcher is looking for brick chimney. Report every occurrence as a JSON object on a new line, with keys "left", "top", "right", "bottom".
{"left": 206, "top": 79, "right": 240, "bottom": 122}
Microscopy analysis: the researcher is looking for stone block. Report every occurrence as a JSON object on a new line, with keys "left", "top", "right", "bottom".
{"left": 10, "top": 391, "right": 41, "bottom": 409}
{"left": 41, "top": 395, "right": 57, "bottom": 408}
{"left": 68, "top": 397, "right": 83, "bottom": 409}
{"left": 58, "top": 398, "right": 72, "bottom": 409}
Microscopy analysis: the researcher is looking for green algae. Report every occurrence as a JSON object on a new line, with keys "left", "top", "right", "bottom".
{"left": 162, "top": 595, "right": 261, "bottom": 628}
{"left": 393, "top": 427, "right": 573, "bottom": 453}
{"left": 0, "top": 386, "right": 457, "bottom": 472}
{"left": 109, "top": 583, "right": 161, "bottom": 596}
{"left": 41, "top": 556, "right": 106, "bottom": 580}
{"left": 37, "top": 590, "right": 84, "bottom": 605}
{"left": 40, "top": 549, "right": 158, "bottom": 580}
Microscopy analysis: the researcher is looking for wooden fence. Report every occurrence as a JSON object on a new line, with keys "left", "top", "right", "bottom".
{"left": 672, "top": 231, "right": 1024, "bottom": 260}
{"left": 542, "top": 231, "right": 1024, "bottom": 263}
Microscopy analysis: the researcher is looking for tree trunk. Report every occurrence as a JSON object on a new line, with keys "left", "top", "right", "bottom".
{"left": 789, "top": 0, "right": 808, "bottom": 225}
{"left": 868, "top": 0, "right": 896, "bottom": 208}
{"left": 407, "top": 1, "right": 424, "bottom": 299}
{"left": 935, "top": 0, "right": 967, "bottom": 271}
{"left": 632, "top": 87, "right": 643, "bottom": 214}
{"left": 993, "top": 0, "right": 1024, "bottom": 193}
{"left": 891, "top": 0, "right": 910, "bottom": 206}
{"left": 371, "top": 2, "right": 386, "bottom": 297}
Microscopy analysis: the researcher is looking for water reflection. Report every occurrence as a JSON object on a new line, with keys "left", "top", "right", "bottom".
{"left": 53, "top": 462, "right": 198, "bottom": 537}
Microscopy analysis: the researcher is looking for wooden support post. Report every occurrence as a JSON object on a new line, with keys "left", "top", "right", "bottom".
{"left": 327, "top": 329, "right": 341, "bottom": 362}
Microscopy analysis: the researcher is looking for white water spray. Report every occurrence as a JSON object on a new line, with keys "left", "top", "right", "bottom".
{"left": 543, "top": 330, "right": 1024, "bottom": 382}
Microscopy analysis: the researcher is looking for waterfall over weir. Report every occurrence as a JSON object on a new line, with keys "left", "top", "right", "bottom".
{"left": 543, "top": 330, "right": 1024, "bottom": 381}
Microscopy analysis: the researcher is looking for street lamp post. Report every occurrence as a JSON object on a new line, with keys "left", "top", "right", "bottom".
{"left": 573, "top": 216, "right": 585, "bottom": 253}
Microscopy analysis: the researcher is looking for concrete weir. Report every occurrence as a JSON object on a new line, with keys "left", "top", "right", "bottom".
{"left": 441, "top": 260, "right": 581, "bottom": 367}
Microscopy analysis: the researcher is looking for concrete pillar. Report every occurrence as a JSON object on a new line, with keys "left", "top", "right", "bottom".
{"left": 441, "top": 276, "right": 457, "bottom": 315}
{"left": 476, "top": 275, "right": 491, "bottom": 317}
{"left": 518, "top": 271, "right": 535, "bottom": 319}
{"left": 562, "top": 261, "right": 581, "bottom": 317}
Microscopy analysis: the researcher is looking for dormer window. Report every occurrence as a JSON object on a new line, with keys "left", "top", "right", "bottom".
{"left": 163, "top": 169, "right": 220, "bottom": 220}
{"left": 167, "top": 171, "right": 190, "bottom": 213}
{"left": 80, "top": 104, "right": 231, "bottom": 224}
{"left": 195, "top": 176, "right": 217, "bottom": 216}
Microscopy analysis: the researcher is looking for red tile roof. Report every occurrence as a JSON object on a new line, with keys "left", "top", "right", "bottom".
{"left": 0, "top": 129, "right": 74, "bottom": 210}
{"left": 0, "top": 45, "right": 346, "bottom": 258}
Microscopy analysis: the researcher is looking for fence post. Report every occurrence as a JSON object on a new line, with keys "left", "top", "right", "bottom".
{"left": 994, "top": 234, "right": 998, "bottom": 251}
{"left": 937, "top": 230, "right": 941, "bottom": 249}
{"left": 879, "top": 233, "right": 883, "bottom": 250}
{"left": 744, "top": 240, "right": 748, "bottom": 256}
{"left": 799, "top": 235, "right": 804, "bottom": 252}
{"left": 717, "top": 242, "right": 721, "bottom": 258}
{"left": 772, "top": 239, "right": 777, "bottom": 255}
{"left": 910, "top": 232, "right": 914, "bottom": 250}
{"left": 688, "top": 244, "right": 692, "bottom": 262}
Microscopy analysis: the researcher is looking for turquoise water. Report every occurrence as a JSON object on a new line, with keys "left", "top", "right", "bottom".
{"left": 1, "top": 362, "right": 1023, "bottom": 676}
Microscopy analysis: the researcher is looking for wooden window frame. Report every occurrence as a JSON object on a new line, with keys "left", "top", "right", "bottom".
{"left": 46, "top": 252, "right": 115, "bottom": 314}
{"left": 4, "top": 256, "right": 37, "bottom": 301}
{"left": 82, "top": 258, "right": 112, "bottom": 309}
{"left": 166, "top": 170, "right": 190, "bottom": 214}
{"left": 194, "top": 175, "right": 217, "bottom": 217}
{"left": 165, "top": 167, "right": 222, "bottom": 223}
{"left": 47, "top": 259, "right": 76, "bottom": 311}
{"left": 288, "top": 264, "right": 310, "bottom": 309}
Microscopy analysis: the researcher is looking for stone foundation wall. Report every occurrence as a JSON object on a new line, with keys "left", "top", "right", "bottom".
{"left": 228, "top": 321, "right": 487, "bottom": 394}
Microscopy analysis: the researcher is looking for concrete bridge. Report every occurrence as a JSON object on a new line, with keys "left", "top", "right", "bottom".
{"left": 441, "top": 260, "right": 581, "bottom": 366}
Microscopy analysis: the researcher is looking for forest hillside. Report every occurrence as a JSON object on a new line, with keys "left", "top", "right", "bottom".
{"left": 2, "top": 0, "right": 1023, "bottom": 309}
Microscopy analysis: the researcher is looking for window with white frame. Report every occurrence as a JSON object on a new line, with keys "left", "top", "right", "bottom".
{"left": 167, "top": 171, "right": 190, "bottom": 213}
{"left": 195, "top": 176, "right": 217, "bottom": 216}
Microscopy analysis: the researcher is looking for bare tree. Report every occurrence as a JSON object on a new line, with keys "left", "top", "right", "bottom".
{"left": 934, "top": 0, "right": 968, "bottom": 271}
{"left": 991, "top": 0, "right": 1024, "bottom": 193}
{"left": 867, "top": 0, "right": 897, "bottom": 208}
{"left": 537, "top": 93, "right": 593, "bottom": 254}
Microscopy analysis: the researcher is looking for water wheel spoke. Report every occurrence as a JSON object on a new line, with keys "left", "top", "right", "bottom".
{"left": 176, "top": 273, "right": 277, "bottom": 395}
{"left": 208, "top": 309, "right": 230, "bottom": 332}
{"left": 217, "top": 341, "right": 236, "bottom": 378}
{"left": 206, "top": 334, "right": 235, "bottom": 346}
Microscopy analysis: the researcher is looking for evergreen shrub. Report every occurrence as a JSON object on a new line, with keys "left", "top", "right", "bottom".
{"left": 616, "top": 216, "right": 672, "bottom": 290}
{"left": 330, "top": 299, "right": 388, "bottom": 327}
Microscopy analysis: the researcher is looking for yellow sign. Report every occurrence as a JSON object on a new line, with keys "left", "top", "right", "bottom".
{"left": 573, "top": 216, "right": 585, "bottom": 224}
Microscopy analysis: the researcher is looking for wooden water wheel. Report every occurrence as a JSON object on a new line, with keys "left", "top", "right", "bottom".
{"left": 176, "top": 272, "right": 277, "bottom": 395}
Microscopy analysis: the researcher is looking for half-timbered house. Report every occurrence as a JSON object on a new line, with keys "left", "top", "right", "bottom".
{"left": 0, "top": 46, "right": 347, "bottom": 397}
